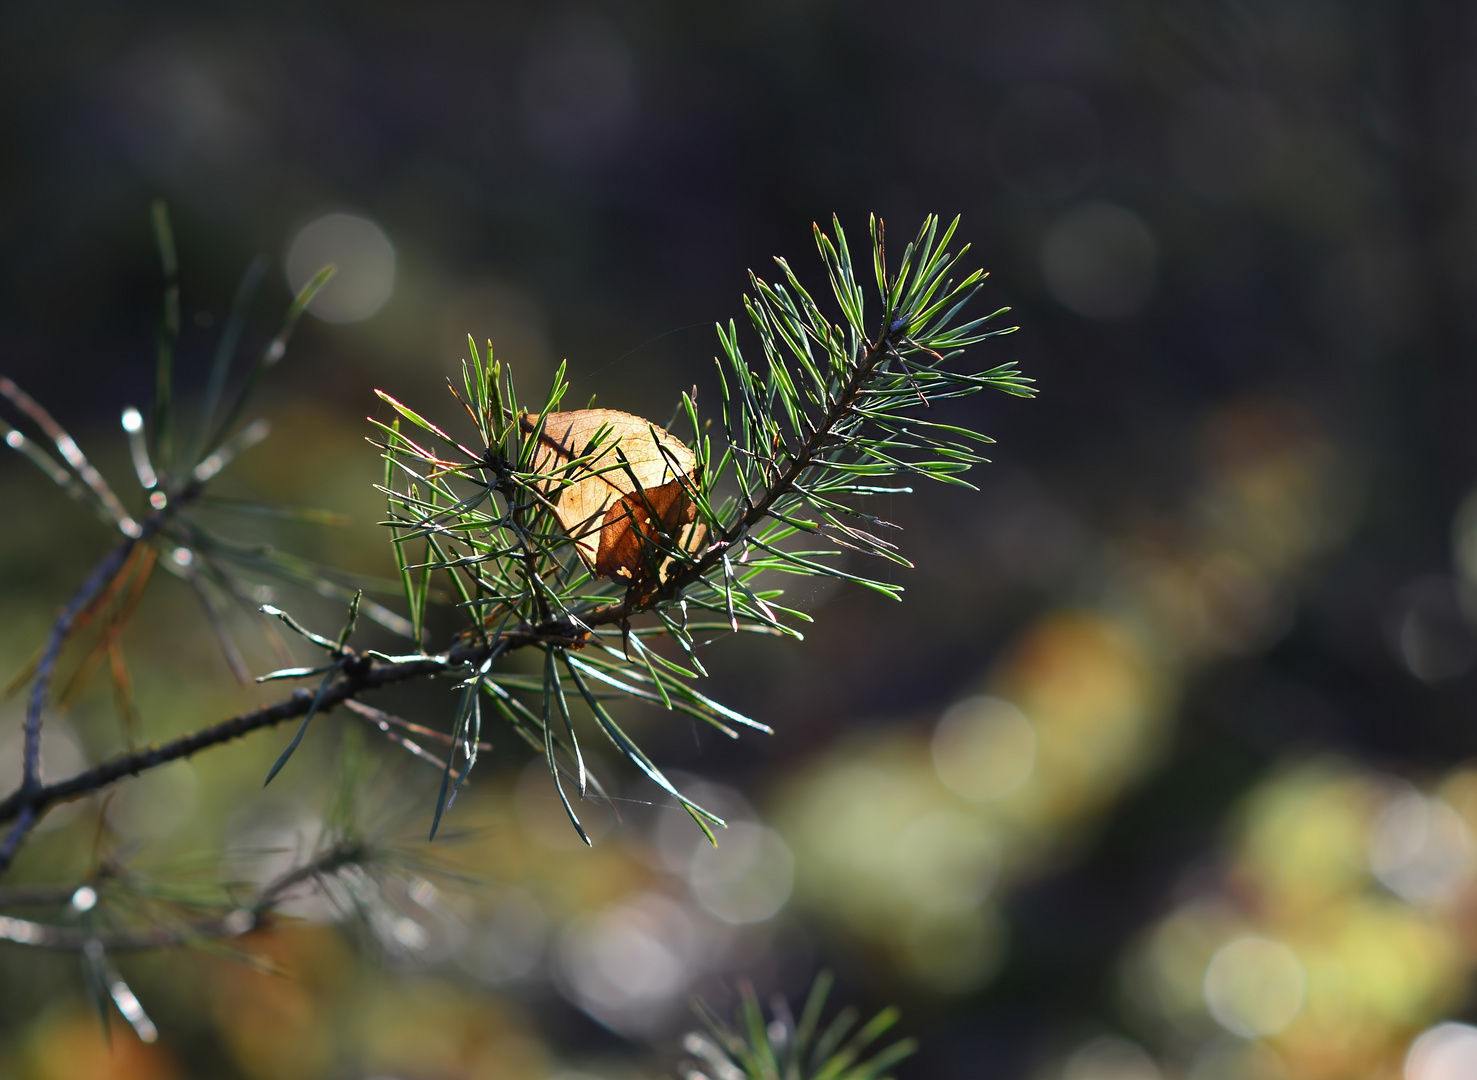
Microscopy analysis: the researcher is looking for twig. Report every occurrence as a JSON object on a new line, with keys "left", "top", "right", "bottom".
{"left": 0, "top": 837, "right": 367, "bottom": 952}
{"left": 582, "top": 321, "right": 902, "bottom": 627}
{"left": 0, "top": 377, "right": 140, "bottom": 536}
{"left": 0, "top": 533, "right": 147, "bottom": 873}
{"left": 0, "top": 808, "right": 37, "bottom": 873}
{"left": 0, "top": 648, "right": 474, "bottom": 833}
{"left": 0, "top": 620, "right": 593, "bottom": 840}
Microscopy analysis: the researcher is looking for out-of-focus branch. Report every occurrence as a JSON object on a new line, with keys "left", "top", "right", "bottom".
{"left": 0, "top": 622, "right": 590, "bottom": 843}
{"left": 0, "top": 532, "right": 146, "bottom": 873}
{"left": 0, "top": 240, "right": 339, "bottom": 880}
{"left": 0, "top": 646, "right": 476, "bottom": 834}
{"left": 0, "top": 837, "right": 368, "bottom": 952}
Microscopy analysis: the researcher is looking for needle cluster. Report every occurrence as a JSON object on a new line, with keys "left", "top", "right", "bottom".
{"left": 369, "top": 215, "right": 1030, "bottom": 841}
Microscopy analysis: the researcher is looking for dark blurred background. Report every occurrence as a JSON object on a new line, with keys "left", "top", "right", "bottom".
{"left": 5, "top": 2, "right": 1477, "bottom": 1079}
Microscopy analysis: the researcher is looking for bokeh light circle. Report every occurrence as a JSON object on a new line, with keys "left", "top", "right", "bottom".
{"left": 1406, "top": 1023, "right": 1477, "bottom": 1080}
{"left": 555, "top": 892, "right": 703, "bottom": 1035}
{"left": 1202, "top": 935, "right": 1306, "bottom": 1038}
{"left": 1063, "top": 1036, "right": 1161, "bottom": 1080}
{"left": 285, "top": 212, "right": 396, "bottom": 323}
{"left": 1040, "top": 202, "right": 1157, "bottom": 319}
{"left": 686, "top": 821, "right": 794, "bottom": 925}
{"left": 1368, "top": 790, "right": 1475, "bottom": 905}
{"left": 1387, "top": 577, "right": 1477, "bottom": 684}
{"left": 931, "top": 695, "right": 1037, "bottom": 800}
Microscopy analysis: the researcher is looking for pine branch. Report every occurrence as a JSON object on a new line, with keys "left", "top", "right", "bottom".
{"left": 0, "top": 837, "right": 367, "bottom": 952}
{"left": 0, "top": 452, "right": 350, "bottom": 872}
{"left": 0, "top": 205, "right": 343, "bottom": 876}
{"left": 584, "top": 304, "right": 902, "bottom": 628}
{"left": 0, "top": 529, "right": 155, "bottom": 873}
{"left": 0, "top": 616, "right": 601, "bottom": 840}
{"left": 1, "top": 211, "right": 1032, "bottom": 869}
{"left": 0, "top": 207, "right": 1030, "bottom": 1066}
{"left": 0, "top": 642, "right": 488, "bottom": 833}
{"left": 369, "top": 213, "right": 1030, "bottom": 833}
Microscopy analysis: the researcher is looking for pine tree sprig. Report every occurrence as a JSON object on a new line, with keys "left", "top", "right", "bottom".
{"left": 681, "top": 973, "right": 916, "bottom": 1080}
{"left": 375, "top": 214, "right": 1028, "bottom": 835}
{"left": 0, "top": 212, "right": 1029, "bottom": 868}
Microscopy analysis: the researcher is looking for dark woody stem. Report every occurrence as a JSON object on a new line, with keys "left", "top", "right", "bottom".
{"left": 0, "top": 627, "right": 584, "bottom": 848}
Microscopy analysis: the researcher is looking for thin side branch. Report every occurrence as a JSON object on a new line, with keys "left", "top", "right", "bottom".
{"left": 0, "top": 837, "right": 367, "bottom": 952}
{"left": 584, "top": 319, "right": 898, "bottom": 627}
{"left": 0, "top": 645, "right": 482, "bottom": 831}
{"left": 0, "top": 619, "right": 596, "bottom": 835}
{"left": 0, "top": 533, "right": 147, "bottom": 872}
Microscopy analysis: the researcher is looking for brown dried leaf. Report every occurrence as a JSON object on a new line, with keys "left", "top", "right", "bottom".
{"left": 594, "top": 480, "right": 703, "bottom": 581}
{"left": 521, "top": 409, "right": 705, "bottom": 582}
